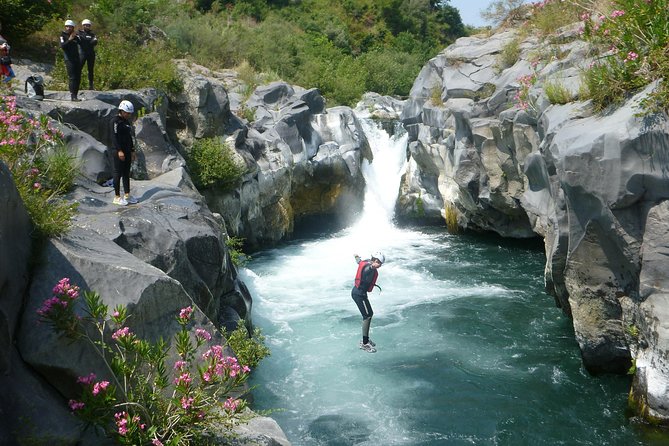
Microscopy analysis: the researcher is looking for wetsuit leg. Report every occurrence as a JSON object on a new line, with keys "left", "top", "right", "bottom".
{"left": 85, "top": 54, "right": 95, "bottom": 89}
{"left": 65, "top": 59, "right": 81, "bottom": 98}
{"left": 352, "top": 289, "right": 374, "bottom": 344}
{"left": 352, "top": 293, "right": 373, "bottom": 320}
{"left": 112, "top": 152, "right": 131, "bottom": 196}
{"left": 121, "top": 155, "right": 131, "bottom": 194}
{"left": 112, "top": 151, "right": 121, "bottom": 196}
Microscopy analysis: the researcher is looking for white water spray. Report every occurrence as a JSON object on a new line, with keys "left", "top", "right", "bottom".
{"left": 347, "top": 118, "right": 408, "bottom": 255}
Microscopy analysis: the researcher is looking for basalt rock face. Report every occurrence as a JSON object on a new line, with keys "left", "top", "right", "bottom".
{"left": 2, "top": 58, "right": 374, "bottom": 444}
{"left": 396, "top": 24, "right": 669, "bottom": 421}
{"left": 213, "top": 81, "right": 368, "bottom": 246}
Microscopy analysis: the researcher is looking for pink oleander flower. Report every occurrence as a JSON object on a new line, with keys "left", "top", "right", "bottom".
{"left": 174, "top": 372, "right": 192, "bottom": 386}
{"left": 114, "top": 412, "right": 129, "bottom": 436}
{"left": 68, "top": 399, "right": 85, "bottom": 411}
{"left": 181, "top": 396, "right": 195, "bottom": 410}
{"left": 77, "top": 373, "right": 96, "bottom": 385}
{"left": 112, "top": 326, "right": 133, "bottom": 341}
{"left": 224, "top": 397, "right": 239, "bottom": 412}
{"left": 196, "top": 328, "right": 211, "bottom": 341}
{"left": 36, "top": 297, "right": 63, "bottom": 316}
{"left": 174, "top": 360, "right": 187, "bottom": 370}
{"left": 625, "top": 51, "right": 639, "bottom": 62}
{"left": 92, "top": 380, "right": 110, "bottom": 396}
{"left": 112, "top": 310, "right": 120, "bottom": 317}
{"left": 203, "top": 370, "right": 212, "bottom": 382}
{"left": 179, "top": 306, "right": 193, "bottom": 321}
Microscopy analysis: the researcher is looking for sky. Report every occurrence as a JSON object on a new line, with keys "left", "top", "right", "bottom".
{"left": 449, "top": 0, "right": 493, "bottom": 28}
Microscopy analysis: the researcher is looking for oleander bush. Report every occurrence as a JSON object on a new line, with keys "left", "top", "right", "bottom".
{"left": 0, "top": 92, "right": 78, "bottom": 237}
{"left": 580, "top": 0, "right": 669, "bottom": 113}
{"left": 38, "top": 278, "right": 258, "bottom": 445}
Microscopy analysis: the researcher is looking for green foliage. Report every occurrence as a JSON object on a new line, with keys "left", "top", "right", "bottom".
{"left": 444, "top": 202, "right": 459, "bottom": 234}
{"left": 415, "top": 193, "right": 425, "bottom": 217}
{"left": 0, "top": 0, "right": 70, "bottom": 41}
{"left": 359, "top": 48, "right": 422, "bottom": 97}
{"left": 187, "top": 138, "right": 246, "bottom": 190}
{"left": 529, "top": 0, "right": 585, "bottom": 36}
{"left": 88, "top": 0, "right": 179, "bottom": 33}
{"left": 225, "top": 236, "right": 250, "bottom": 267}
{"left": 159, "top": 0, "right": 467, "bottom": 105}
{"left": 580, "top": 0, "right": 669, "bottom": 113}
{"left": 626, "top": 324, "right": 640, "bottom": 339}
{"left": 544, "top": 80, "right": 573, "bottom": 104}
{"left": 429, "top": 85, "right": 443, "bottom": 106}
{"left": 222, "top": 319, "right": 271, "bottom": 369}
{"left": 0, "top": 93, "right": 78, "bottom": 238}
{"left": 498, "top": 37, "right": 521, "bottom": 70}
{"left": 37, "top": 278, "right": 253, "bottom": 445}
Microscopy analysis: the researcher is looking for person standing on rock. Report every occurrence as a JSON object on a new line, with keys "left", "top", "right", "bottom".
{"left": 77, "top": 19, "right": 98, "bottom": 90}
{"left": 352, "top": 252, "right": 385, "bottom": 353}
{"left": 0, "top": 41, "right": 15, "bottom": 83}
{"left": 110, "top": 100, "right": 138, "bottom": 206}
{"left": 59, "top": 19, "right": 82, "bottom": 101}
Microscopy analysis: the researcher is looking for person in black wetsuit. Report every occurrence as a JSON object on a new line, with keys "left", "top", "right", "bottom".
{"left": 110, "top": 100, "right": 138, "bottom": 206}
{"left": 59, "top": 20, "right": 82, "bottom": 101}
{"left": 352, "top": 252, "right": 385, "bottom": 353}
{"left": 77, "top": 19, "right": 98, "bottom": 90}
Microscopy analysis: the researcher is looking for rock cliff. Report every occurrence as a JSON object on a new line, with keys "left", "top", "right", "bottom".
{"left": 395, "top": 26, "right": 669, "bottom": 422}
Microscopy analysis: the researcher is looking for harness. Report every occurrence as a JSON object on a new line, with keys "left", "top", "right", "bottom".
{"left": 354, "top": 260, "right": 378, "bottom": 292}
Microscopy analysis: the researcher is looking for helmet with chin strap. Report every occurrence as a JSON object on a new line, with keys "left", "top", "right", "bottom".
{"left": 371, "top": 252, "right": 385, "bottom": 264}
{"left": 118, "top": 100, "right": 134, "bottom": 113}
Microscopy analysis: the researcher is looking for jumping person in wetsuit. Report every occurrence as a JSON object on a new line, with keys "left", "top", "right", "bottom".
{"left": 352, "top": 252, "right": 385, "bottom": 353}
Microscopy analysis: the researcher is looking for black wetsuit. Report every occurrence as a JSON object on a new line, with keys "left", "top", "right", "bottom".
{"left": 77, "top": 29, "right": 97, "bottom": 89}
{"left": 59, "top": 31, "right": 81, "bottom": 99}
{"left": 110, "top": 114, "right": 134, "bottom": 196}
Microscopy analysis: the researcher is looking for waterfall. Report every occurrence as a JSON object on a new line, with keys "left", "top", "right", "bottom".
{"left": 347, "top": 118, "right": 408, "bottom": 255}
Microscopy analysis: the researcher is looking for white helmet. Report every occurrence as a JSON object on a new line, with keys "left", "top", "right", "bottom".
{"left": 372, "top": 252, "right": 385, "bottom": 264}
{"left": 64, "top": 20, "right": 76, "bottom": 27}
{"left": 118, "top": 100, "right": 134, "bottom": 113}
{"left": 82, "top": 19, "right": 92, "bottom": 26}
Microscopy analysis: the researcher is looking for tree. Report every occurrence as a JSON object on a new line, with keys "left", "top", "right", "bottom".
{"left": 0, "top": 0, "right": 70, "bottom": 40}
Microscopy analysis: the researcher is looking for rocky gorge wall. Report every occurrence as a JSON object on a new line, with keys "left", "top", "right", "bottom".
{"left": 394, "top": 26, "right": 669, "bottom": 422}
